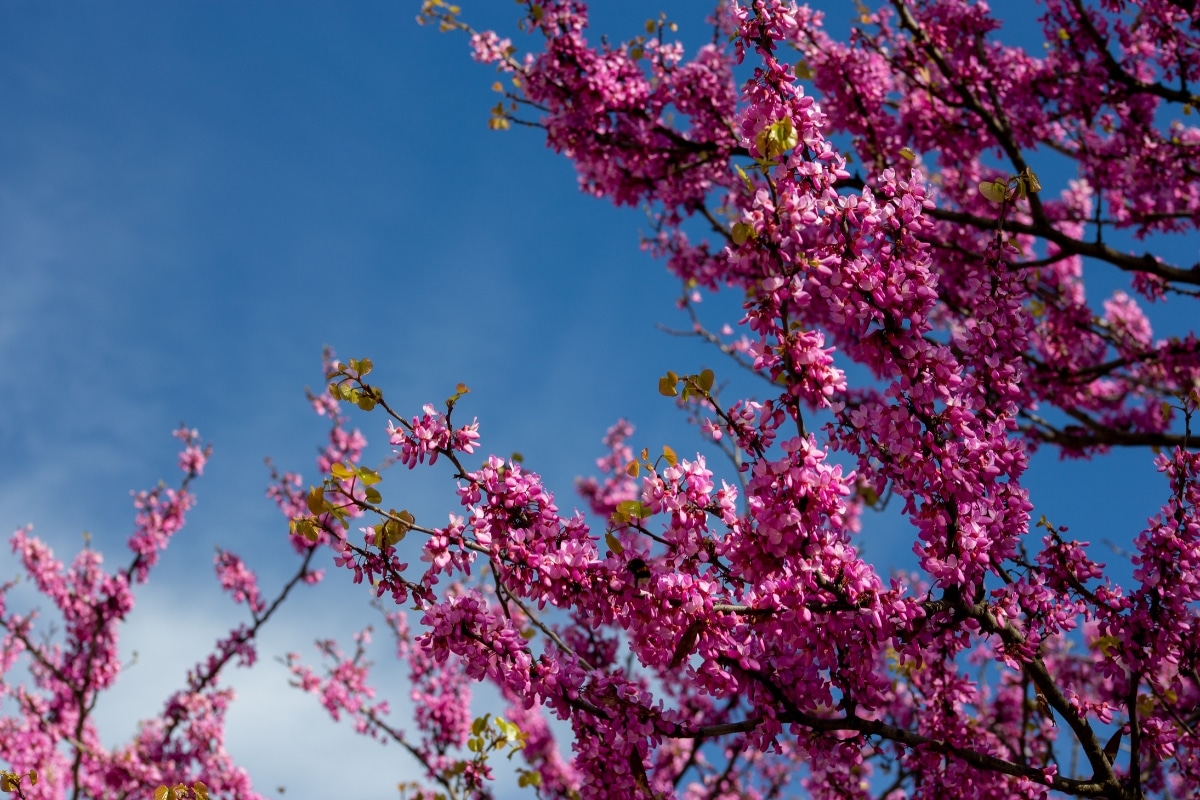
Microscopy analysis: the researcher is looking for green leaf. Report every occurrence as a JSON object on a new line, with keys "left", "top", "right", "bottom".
{"left": 356, "top": 395, "right": 376, "bottom": 411}
{"left": 496, "top": 717, "right": 520, "bottom": 742}
{"left": 899, "top": 147, "right": 915, "bottom": 161}
{"left": 374, "top": 510, "right": 416, "bottom": 548}
{"left": 292, "top": 518, "right": 320, "bottom": 543}
{"left": 658, "top": 372, "right": 679, "bottom": 397}
{"left": 357, "top": 467, "right": 382, "bottom": 486}
{"left": 755, "top": 117, "right": 798, "bottom": 159}
{"left": 364, "top": 487, "right": 382, "bottom": 505}
{"left": 605, "top": 531, "right": 625, "bottom": 555}
{"left": 978, "top": 179, "right": 1010, "bottom": 204}
{"left": 616, "top": 500, "right": 649, "bottom": 520}
{"left": 662, "top": 445, "right": 677, "bottom": 467}
{"left": 306, "top": 487, "right": 326, "bottom": 515}
{"left": 734, "top": 164, "right": 754, "bottom": 192}
{"left": 697, "top": 368, "right": 715, "bottom": 393}
{"left": 731, "top": 222, "right": 755, "bottom": 245}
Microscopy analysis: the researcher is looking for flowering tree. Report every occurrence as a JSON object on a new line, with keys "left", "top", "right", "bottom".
{"left": 0, "top": 379, "right": 381, "bottom": 800}
{"left": 0, "top": 420, "right": 338, "bottom": 800}
{"left": 297, "top": 1, "right": 1200, "bottom": 798}
{"left": 4, "top": 0, "right": 1199, "bottom": 799}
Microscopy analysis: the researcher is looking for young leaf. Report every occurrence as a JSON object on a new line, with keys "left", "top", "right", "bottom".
{"left": 734, "top": 164, "right": 754, "bottom": 192}
{"left": 616, "top": 500, "right": 648, "bottom": 520}
{"left": 306, "top": 486, "right": 326, "bottom": 515}
{"left": 1019, "top": 166, "right": 1042, "bottom": 194}
{"left": 697, "top": 368, "right": 715, "bottom": 393}
{"left": 731, "top": 221, "right": 756, "bottom": 245}
{"left": 625, "top": 461, "right": 640, "bottom": 478}
{"left": 496, "top": 717, "right": 520, "bottom": 743}
{"left": 755, "top": 117, "right": 798, "bottom": 159}
{"left": 978, "top": 179, "right": 1009, "bottom": 204}
{"left": 662, "top": 444, "right": 677, "bottom": 467}
{"left": 659, "top": 371, "right": 679, "bottom": 397}
{"left": 292, "top": 517, "right": 320, "bottom": 543}
{"left": 605, "top": 531, "right": 625, "bottom": 555}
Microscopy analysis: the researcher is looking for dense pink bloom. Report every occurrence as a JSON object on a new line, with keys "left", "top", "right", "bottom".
{"left": 7, "top": 2, "right": 1200, "bottom": 798}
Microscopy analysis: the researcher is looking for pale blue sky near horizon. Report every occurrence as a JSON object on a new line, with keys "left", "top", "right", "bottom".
{"left": 1, "top": 2, "right": 1195, "bottom": 798}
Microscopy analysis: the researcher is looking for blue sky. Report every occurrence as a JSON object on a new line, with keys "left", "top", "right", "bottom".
{"left": 1, "top": 2, "right": 1195, "bottom": 798}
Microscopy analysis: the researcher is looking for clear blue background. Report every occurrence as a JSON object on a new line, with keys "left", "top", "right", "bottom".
{"left": 1, "top": 2, "right": 1192, "bottom": 797}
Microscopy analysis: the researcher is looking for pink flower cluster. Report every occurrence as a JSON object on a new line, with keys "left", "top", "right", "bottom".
{"left": 297, "top": 1, "right": 1198, "bottom": 797}
{"left": 389, "top": 404, "right": 480, "bottom": 469}
{"left": 2, "top": 406, "right": 333, "bottom": 797}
